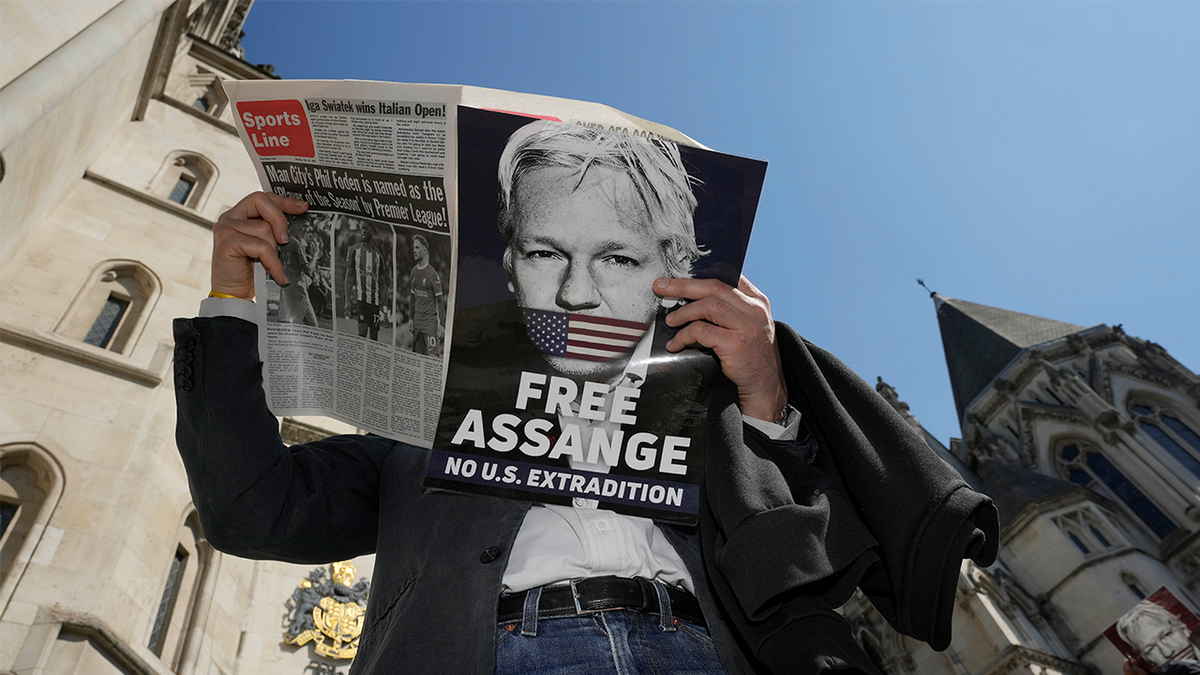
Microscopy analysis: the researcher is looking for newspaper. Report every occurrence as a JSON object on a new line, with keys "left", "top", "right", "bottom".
{"left": 223, "top": 81, "right": 745, "bottom": 456}
{"left": 225, "top": 81, "right": 459, "bottom": 446}
{"left": 1104, "top": 587, "right": 1200, "bottom": 673}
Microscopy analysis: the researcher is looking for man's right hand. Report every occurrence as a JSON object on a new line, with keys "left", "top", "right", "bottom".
{"left": 211, "top": 192, "right": 308, "bottom": 299}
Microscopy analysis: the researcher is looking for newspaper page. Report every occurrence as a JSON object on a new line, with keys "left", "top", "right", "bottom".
{"left": 423, "top": 107, "right": 767, "bottom": 524}
{"left": 1104, "top": 587, "right": 1200, "bottom": 673}
{"left": 223, "top": 80, "right": 461, "bottom": 446}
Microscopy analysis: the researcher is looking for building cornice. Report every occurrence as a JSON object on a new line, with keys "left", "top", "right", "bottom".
{"left": 158, "top": 94, "right": 239, "bottom": 136}
{"left": 82, "top": 171, "right": 215, "bottom": 229}
{"left": 0, "top": 323, "right": 163, "bottom": 387}
{"left": 187, "top": 35, "right": 278, "bottom": 81}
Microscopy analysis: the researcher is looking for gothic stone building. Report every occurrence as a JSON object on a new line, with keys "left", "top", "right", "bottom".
{"left": 2, "top": 3, "right": 1197, "bottom": 675}
{"left": 848, "top": 297, "right": 1199, "bottom": 675}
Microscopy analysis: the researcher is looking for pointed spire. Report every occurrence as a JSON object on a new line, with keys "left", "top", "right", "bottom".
{"left": 935, "top": 296, "right": 1087, "bottom": 427}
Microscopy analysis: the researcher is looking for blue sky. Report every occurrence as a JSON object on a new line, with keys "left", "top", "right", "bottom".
{"left": 241, "top": 1, "right": 1198, "bottom": 447}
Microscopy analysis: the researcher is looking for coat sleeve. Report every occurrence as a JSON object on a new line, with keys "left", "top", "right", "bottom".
{"left": 775, "top": 323, "right": 999, "bottom": 650}
{"left": 173, "top": 316, "right": 393, "bottom": 563}
{"left": 700, "top": 374, "right": 884, "bottom": 675}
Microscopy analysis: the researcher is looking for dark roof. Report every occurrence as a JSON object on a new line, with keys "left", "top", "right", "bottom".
{"left": 977, "top": 460, "right": 1083, "bottom": 529}
{"left": 935, "top": 296, "right": 1086, "bottom": 426}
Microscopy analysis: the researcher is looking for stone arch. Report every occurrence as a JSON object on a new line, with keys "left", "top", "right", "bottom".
{"left": 1054, "top": 436, "right": 1179, "bottom": 542}
{"left": 54, "top": 259, "right": 162, "bottom": 355}
{"left": 150, "top": 150, "right": 219, "bottom": 210}
{"left": 0, "top": 443, "right": 65, "bottom": 614}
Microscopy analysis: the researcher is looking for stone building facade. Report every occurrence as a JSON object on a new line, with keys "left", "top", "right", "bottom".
{"left": 1, "top": 2, "right": 367, "bottom": 674}
{"left": 2, "top": 3, "right": 1196, "bottom": 675}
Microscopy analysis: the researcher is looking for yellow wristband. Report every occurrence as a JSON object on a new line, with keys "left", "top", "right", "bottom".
{"left": 208, "top": 291, "right": 244, "bottom": 299}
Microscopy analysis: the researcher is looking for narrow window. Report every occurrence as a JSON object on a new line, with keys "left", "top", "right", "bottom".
{"left": 148, "top": 548, "right": 188, "bottom": 656}
{"left": 82, "top": 295, "right": 129, "bottom": 348}
{"left": 1122, "top": 573, "right": 1148, "bottom": 601}
{"left": 1130, "top": 401, "right": 1200, "bottom": 478}
{"left": 191, "top": 96, "right": 210, "bottom": 112}
{"left": 152, "top": 152, "right": 216, "bottom": 210}
{"left": 1163, "top": 414, "right": 1200, "bottom": 452}
{"left": 1140, "top": 421, "right": 1200, "bottom": 477}
{"left": 1068, "top": 532, "right": 1090, "bottom": 555}
{"left": 56, "top": 262, "right": 159, "bottom": 357}
{"left": 0, "top": 501, "right": 16, "bottom": 538}
{"left": 1089, "top": 525, "right": 1111, "bottom": 549}
{"left": 168, "top": 175, "right": 196, "bottom": 205}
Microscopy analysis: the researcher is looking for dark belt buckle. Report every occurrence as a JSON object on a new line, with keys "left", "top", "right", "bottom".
{"left": 569, "top": 579, "right": 603, "bottom": 616}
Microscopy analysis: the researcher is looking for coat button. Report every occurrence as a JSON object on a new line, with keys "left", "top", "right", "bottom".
{"left": 479, "top": 547, "right": 500, "bottom": 563}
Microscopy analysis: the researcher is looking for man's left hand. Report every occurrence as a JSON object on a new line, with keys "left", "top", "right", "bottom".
{"left": 655, "top": 275, "right": 787, "bottom": 423}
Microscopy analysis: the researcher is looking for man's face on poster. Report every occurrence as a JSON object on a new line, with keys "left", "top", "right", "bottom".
{"left": 1128, "top": 613, "right": 1192, "bottom": 666}
{"left": 508, "top": 165, "right": 670, "bottom": 377}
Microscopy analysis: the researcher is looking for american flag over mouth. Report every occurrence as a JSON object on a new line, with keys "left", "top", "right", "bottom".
{"left": 521, "top": 308, "right": 649, "bottom": 362}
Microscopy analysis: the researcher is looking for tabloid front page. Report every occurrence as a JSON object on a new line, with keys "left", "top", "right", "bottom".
{"left": 223, "top": 81, "right": 767, "bottom": 521}
{"left": 224, "top": 81, "right": 459, "bottom": 447}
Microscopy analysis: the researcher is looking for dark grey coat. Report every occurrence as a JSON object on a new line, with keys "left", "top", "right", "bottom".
{"left": 173, "top": 316, "right": 997, "bottom": 675}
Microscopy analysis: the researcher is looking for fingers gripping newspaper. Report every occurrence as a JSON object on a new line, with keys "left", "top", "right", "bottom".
{"left": 224, "top": 81, "right": 766, "bottom": 523}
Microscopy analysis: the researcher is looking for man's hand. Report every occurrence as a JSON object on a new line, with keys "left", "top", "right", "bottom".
{"left": 211, "top": 192, "right": 307, "bottom": 299}
{"left": 1124, "top": 658, "right": 1148, "bottom": 675}
{"left": 655, "top": 275, "right": 787, "bottom": 423}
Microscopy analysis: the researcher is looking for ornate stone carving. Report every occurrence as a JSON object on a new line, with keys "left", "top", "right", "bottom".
{"left": 284, "top": 561, "right": 371, "bottom": 660}
{"left": 995, "top": 378, "right": 1019, "bottom": 396}
{"left": 218, "top": 0, "right": 253, "bottom": 57}
{"left": 967, "top": 420, "right": 1022, "bottom": 466}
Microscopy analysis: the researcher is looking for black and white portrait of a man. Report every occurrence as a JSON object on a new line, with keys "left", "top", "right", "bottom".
{"left": 429, "top": 109, "right": 766, "bottom": 521}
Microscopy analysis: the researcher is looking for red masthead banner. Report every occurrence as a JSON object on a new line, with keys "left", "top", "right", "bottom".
{"left": 236, "top": 99, "right": 315, "bottom": 158}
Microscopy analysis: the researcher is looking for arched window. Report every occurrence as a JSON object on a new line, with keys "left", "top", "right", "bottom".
{"left": 178, "top": 68, "right": 230, "bottom": 117}
{"left": 148, "top": 513, "right": 209, "bottom": 669}
{"left": 1057, "top": 440, "right": 1178, "bottom": 540}
{"left": 1129, "top": 399, "right": 1200, "bottom": 479}
{"left": 151, "top": 151, "right": 218, "bottom": 210}
{"left": 1121, "top": 572, "right": 1149, "bottom": 601}
{"left": 0, "top": 444, "right": 64, "bottom": 609}
{"left": 0, "top": 465, "right": 46, "bottom": 577}
{"left": 1053, "top": 507, "right": 1122, "bottom": 558}
{"left": 55, "top": 261, "right": 160, "bottom": 355}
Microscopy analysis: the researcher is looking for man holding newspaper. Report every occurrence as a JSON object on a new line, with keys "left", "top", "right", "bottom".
{"left": 177, "top": 120, "right": 996, "bottom": 674}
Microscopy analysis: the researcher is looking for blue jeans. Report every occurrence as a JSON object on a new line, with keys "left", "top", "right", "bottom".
{"left": 494, "top": 609, "right": 727, "bottom": 675}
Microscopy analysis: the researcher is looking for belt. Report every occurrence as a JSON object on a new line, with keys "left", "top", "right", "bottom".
{"left": 497, "top": 576, "right": 705, "bottom": 627}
